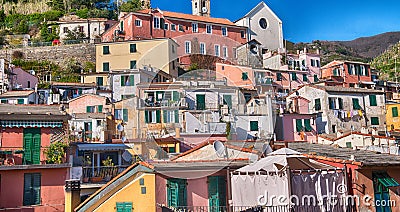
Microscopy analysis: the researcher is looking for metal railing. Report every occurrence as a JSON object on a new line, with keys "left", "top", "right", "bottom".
{"left": 158, "top": 205, "right": 289, "bottom": 212}
{"left": 82, "top": 165, "right": 129, "bottom": 180}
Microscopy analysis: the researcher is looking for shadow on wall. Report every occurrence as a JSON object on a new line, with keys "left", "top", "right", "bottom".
{"left": 236, "top": 127, "right": 251, "bottom": 140}
{"left": 316, "top": 117, "right": 327, "bottom": 134}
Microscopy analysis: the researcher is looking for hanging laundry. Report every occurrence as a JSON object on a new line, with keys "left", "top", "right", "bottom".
{"left": 347, "top": 111, "right": 351, "bottom": 118}
{"left": 358, "top": 110, "right": 363, "bottom": 116}
{"left": 353, "top": 110, "right": 359, "bottom": 116}
{"left": 333, "top": 110, "right": 338, "bottom": 117}
{"left": 341, "top": 111, "right": 345, "bottom": 119}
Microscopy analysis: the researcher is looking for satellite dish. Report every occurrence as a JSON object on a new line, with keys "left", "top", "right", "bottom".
{"left": 122, "top": 150, "right": 132, "bottom": 162}
{"left": 202, "top": 7, "right": 208, "bottom": 13}
{"left": 117, "top": 124, "right": 124, "bottom": 132}
{"left": 121, "top": 136, "right": 127, "bottom": 143}
{"left": 213, "top": 140, "right": 226, "bottom": 158}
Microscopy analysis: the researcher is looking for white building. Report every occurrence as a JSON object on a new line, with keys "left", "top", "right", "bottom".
{"left": 235, "top": 1, "right": 284, "bottom": 51}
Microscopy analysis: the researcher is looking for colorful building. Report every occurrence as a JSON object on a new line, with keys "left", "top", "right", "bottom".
{"left": 0, "top": 90, "right": 37, "bottom": 104}
{"left": 0, "top": 104, "right": 70, "bottom": 211}
{"left": 321, "top": 60, "right": 373, "bottom": 88}
{"left": 386, "top": 102, "right": 400, "bottom": 131}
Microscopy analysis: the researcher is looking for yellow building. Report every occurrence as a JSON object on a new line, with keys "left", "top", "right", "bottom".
{"left": 74, "top": 162, "right": 156, "bottom": 212}
{"left": 95, "top": 38, "right": 179, "bottom": 77}
{"left": 386, "top": 102, "right": 400, "bottom": 131}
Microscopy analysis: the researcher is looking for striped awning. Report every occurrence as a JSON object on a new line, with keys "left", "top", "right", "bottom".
{"left": 1, "top": 120, "right": 63, "bottom": 128}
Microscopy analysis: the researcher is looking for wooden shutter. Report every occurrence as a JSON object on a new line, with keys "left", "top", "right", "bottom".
{"left": 291, "top": 73, "right": 297, "bottom": 80}
{"left": 145, "top": 111, "right": 150, "bottom": 123}
{"left": 98, "top": 105, "right": 103, "bottom": 113}
{"left": 129, "top": 75, "right": 134, "bottom": 86}
{"left": 23, "top": 135, "right": 33, "bottom": 165}
{"left": 352, "top": 98, "right": 361, "bottom": 110}
{"left": 304, "top": 119, "right": 312, "bottom": 132}
{"left": 18, "top": 99, "right": 24, "bottom": 104}
{"left": 121, "top": 76, "right": 125, "bottom": 86}
{"left": 250, "top": 121, "right": 258, "bottom": 131}
{"left": 123, "top": 109, "right": 128, "bottom": 122}
{"left": 196, "top": 94, "right": 205, "bottom": 110}
{"left": 223, "top": 95, "right": 232, "bottom": 109}
{"left": 315, "top": 99, "right": 321, "bottom": 111}
{"left": 167, "top": 179, "right": 187, "bottom": 207}
{"left": 369, "top": 95, "right": 377, "bottom": 106}
{"left": 338, "top": 98, "right": 344, "bottom": 110}
{"left": 86, "top": 106, "right": 91, "bottom": 113}
{"left": 163, "top": 110, "right": 168, "bottom": 123}
{"left": 296, "top": 119, "right": 303, "bottom": 132}
{"left": 208, "top": 176, "right": 226, "bottom": 211}
{"left": 32, "top": 134, "right": 41, "bottom": 164}
{"left": 156, "top": 110, "right": 161, "bottom": 123}
{"left": 174, "top": 110, "right": 179, "bottom": 123}
{"left": 172, "top": 91, "right": 179, "bottom": 101}
{"left": 302, "top": 74, "right": 308, "bottom": 82}
{"left": 392, "top": 107, "right": 398, "bottom": 117}
{"left": 314, "top": 74, "right": 319, "bottom": 82}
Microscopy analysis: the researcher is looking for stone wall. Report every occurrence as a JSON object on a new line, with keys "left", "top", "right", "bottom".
{"left": 0, "top": 43, "right": 96, "bottom": 65}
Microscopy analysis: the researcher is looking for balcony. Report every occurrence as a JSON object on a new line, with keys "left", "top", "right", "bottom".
{"left": 81, "top": 165, "right": 130, "bottom": 183}
{"left": 139, "top": 98, "right": 186, "bottom": 109}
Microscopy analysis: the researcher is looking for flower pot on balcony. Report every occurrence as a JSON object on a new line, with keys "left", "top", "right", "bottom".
{"left": 90, "top": 176, "right": 103, "bottom": 183}
{"left": 82, "top": 177, "right": 89, "bottom": 183}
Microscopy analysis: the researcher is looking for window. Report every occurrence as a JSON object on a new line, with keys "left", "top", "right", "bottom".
{"left": 314, "top": 74, "right": 319, "bottom": 82}
{"left": 167, "top": 179, "right": 187, "bottom": 207}
{"left": 296, "top": 119, "right": 303, "bottom": 132}
{"left": 392, "top": 107, "right": 398, "bottom": 117}
{"left": 192, "top": 23, "right": 198, "bottom": 33}
{"left": 145, "top": 110, "right": 161, "bottom": 123}
{"left": 130, "top": 60, "right": 137, "bottom": 69}
{"left": 348, "top": 64, "right": 355, "bottom": 75}
{"left": 86, "top": 106, "right": 95, "bottom": 113}
{"left": 240, "top": 30, "right": 246, "bottom": 38}
{"left": 120, "top": 21, "right": 124, "bottom": 31}
{"left": 171, "top": 44, "right": 175, "bottom": 54}
{"left": 316, "top": 60, "right": 320, "bottom": 67}
{"left": 121, "top": 75, "right": 135, "bottom": 86}
{"left": 135, "top": 19, "right": 142, "bottom": 27}
{"left": 116, "top": 202, "right": 132, "bottom": 212}
{"left": 115, "top": 109, "right": 128, "bottom": 122}
{"left": 259, "top": 18, "right": 268, "bottom": 29}
{"left": 139, "top": 178, "right": 145, "bottom": 185}
{"left": 311, "top": 59, "right": 315, "bottom": 67}
{"left": 206, "top": 24, "right": 212, "bottom": 34}
{"left": 130, "top": 44, "right": 137, "bottom": 53}
{"left": 153, "top": 17, "right": 160, "bottom": 29}
{"left": 372, "top": 172, "right": 399, "bottom": 212}
{"left": 369, "top": 95, "right": 377, "bottom": 106}
{"left": 96, "top": 77, "right": 103, "bottom": 86}
{"left": 163, "top": 110, "right": 179, "bottom": 123}
{"left": 214, "top": 45, "right": 220, "bottom": 57}
{"left": 222, "top": 46, "right": 228, "bottom": 58}
{"left": 242, "top": 72, "right": 249, "bottom": 80}
{"left": 171, "top": 24, "right": 176, "bottom": 31}
{"left": 1, "top": 99, "right": 6, "bottom": 103}
{"left": 303, "top": 74, "right": 308, "bottom": 82}
{"left": 18, "top": 99, "right": 24, "bottom": 104}
{"left": 141, "top": 187, "right": 147, "bottom": 194}
{"left": 371, "top": 117, "right": 379, "bottom": 125}
{"left": 352, "top": 98, "right": 362, "bottom": 110}
{"left": 185, "top": 41, "right": 191, "bottom": 54}
{"left": 291, "top": 72, "right": 297, "bottom": 80}
{"left": 164, "top": 23, "right": 169, "bottom": 30}
{"left": 304, "top": 119, "right": 312, "bottom": 132}
{"left": 315, "top": 99, "right": 321, "bottom": 111}
{"left": 103, "top": 62, "right": 109, "bottom": 72}
{"left": 223, "top": 95, "right": 232, "bottom": 109}
{"left": 23, "top": 173, "right": 41, "bottom": 206}
{"left": 333, "top": 68, "right": 340, "bottom": 76}
{"left": 178, "top": 25, "right": 184, "bottom": 32}
{"left": 328, "top": 97, "right": 344, "bottom": 110}
{"left": 250, "top": 121, "right": 258, "bottom": 131}
{"left": 78, "top": 26, "right": 84, "bottom": 32}
{"left": 103, "top": 46, "right": 110, "bottom": 55}
{"left": 276, "top": 73, "right": 282, "bottom": 81}
{"left": 63, "top": 27, "right": 68, "bottom": 33}
{"left": 199, "top": 42, "right": 206, "bottom": 55}
{"left": 221, "top": 27, "right": 227, "bottom": 36}
{"left": 196, "top": 94, "right": 206, "bottom": 110}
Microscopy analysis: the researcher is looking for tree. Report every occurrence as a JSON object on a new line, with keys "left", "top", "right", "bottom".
{"left": 0, "top": 10, "right": 5, "bottom": 28}
{"left": 120, "top": 0, "right": 142, "bottom": 12}
{"left": 45, "top": 141, "right": 68, "bottom": 164}
{"left": 64, "top": 27, "right": 86, "bottom": 40}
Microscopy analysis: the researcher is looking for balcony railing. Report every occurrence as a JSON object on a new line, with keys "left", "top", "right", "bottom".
{"left": 158, "top": 205, "right": 289, "bottom": 212}
{"left": 139, "top": 98, "right": 186, "bottom": 108}
{"left": 82, "top": 165, "right": 129, "bottom": 181}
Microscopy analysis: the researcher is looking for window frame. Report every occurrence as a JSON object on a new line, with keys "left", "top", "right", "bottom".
{"left": 135, "top": 19, "right": 142, "bottom": 27}
{"left": 221, "top": 27, "right": 228, "bottom": 36}
{"left": 185, "top": 41, "right": 191, "bottom": 54}
{"left": 206, "top": 24, "right": 212, "bottom": 34}
{"left": 153, "top": 17, "right": 160, "bottom": 29}
{"left": 103, "top": 46, "right": 110, "bottom": 55}
{"left": 200, "top": 42, "right": 206, "bottom": 55}
{"left": 214, "top": 44, "right": 220, "bottom": 57}
{"left": 192, "top": 23, "right": 198, "bottom": 33}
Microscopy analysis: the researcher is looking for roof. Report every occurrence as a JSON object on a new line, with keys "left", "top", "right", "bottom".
{"left": 321, "top": 60, "right": 370, "bottom": 69}
{"left": 0, "top": 90, "right": 34, "bottom": 98}
{"left": 0, "top": 104, "right": 70, "bottom": 121}
{"left": 72, "top": 113, "right": 106, "bottom": 119}
{"left": 67, "top": 94, "right": 106, "bottom": 103}
{"left": 151, "top": 160, "right": 249, "bottom": 172}
{"left": 235, "top": 1, "right": 282, "bottom": 23}
{"left": 136, "top": 9, "right": 241, "bottom": 27}
{"left": 288, "top": 142, "right": 400, "bottom": 167}
{"left": 51, "top": 82, "right": 96, "bottom": 88}
{"left": 75, "top": 143, "right": 129, "bottom": 151}
{"left": 289, "top": 84, "right": 384, "bottom": 96}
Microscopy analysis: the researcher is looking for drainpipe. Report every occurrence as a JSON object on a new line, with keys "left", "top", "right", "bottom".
{"left": 226, "top": 166, "right": 232, "bottom": 212}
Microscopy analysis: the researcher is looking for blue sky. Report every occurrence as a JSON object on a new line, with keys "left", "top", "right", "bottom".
{"left": 151, "top": 0, "right": 400, "bottom": 43}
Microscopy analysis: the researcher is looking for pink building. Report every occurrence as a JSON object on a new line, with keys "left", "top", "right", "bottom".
{"left": 0, "top": 104, "right": 70, "bottom": 211}
{"left": 9, "top": 67, "right": 39, "bottom": 90}
{"left": 275, "top": 113, "right": 318, "bottom": 143}
{"left": 67, "top": 94, "right": 109, "bottom": 114}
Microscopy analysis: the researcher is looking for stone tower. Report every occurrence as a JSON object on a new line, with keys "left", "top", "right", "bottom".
{"left": 192, "top": 0, "right": 210, "bottom": 17}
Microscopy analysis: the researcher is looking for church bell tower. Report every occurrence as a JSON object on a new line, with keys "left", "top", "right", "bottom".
{"left": 192, "top": 0, "right": 210, "bottom": 17}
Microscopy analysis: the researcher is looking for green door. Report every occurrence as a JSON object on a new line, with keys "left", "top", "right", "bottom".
{"left": 208, "top": 176, "right": 226, "bottom": 212}
{"left": 196, "top": 94, "right": 206, "bottom": 110}
{"left": 116, "top": 202, "right": 132, "bottom": 212}
{"left": 167, "top": 178, "right": 187, "bottom": 208}
{"left": 23, "top": 128, "right": 41, "bottom": 165}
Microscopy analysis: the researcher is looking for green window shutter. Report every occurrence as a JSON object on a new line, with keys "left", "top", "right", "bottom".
{"left": 18, "top": 99, "right": 24, "bottom": 104}
{"left": 120, "top": 21, "right": 124, "bottom": 31}
{"left": 86, "top": 106, "right": 91, "bottom": 113}
{"left": 241, "top": 72, "right": 248, "bottom": 80}
{"left": 371, "top": 117, "right": 379, "bottom": 125}
{"left": 96, "top": 77, "right": 103, "bottom": 86}
{"left": 208, "top": 176, "right": 227, "bottom": 209}
{"left": 145, "top": 111, "right": 150, "bottom": 123}
{"left": 296, "top": 119, "right": 303, "bottom": 132}
{"left": 167, "top": 179, "right": 187, "bottom": 207}
{"left": 130, "top": 44, "right": 137, "bottom": 53}
{"left": 174, "top": 110, "right": 179, "bottom": 123}
{"left": 121, "top": 76, "right": 125, "bottom": 86}
{"left": 196, "top": 94, "right": 206, "bottom": 110}
{"left": 23, "top": 173, "right": 33, "bottom": 205}
{"left": 103, "top": 46, "right": 110, "bottom": 54}
{"left": 338, "top": 98, "right": 344, "bottom": 109}
{"left": 103, "top": 62, "right": 109, "bottom": 72}
{"left": 163, "top": 110, "right": 168, "bottom": 123}
{"left": 116, "top": 202, "right": 132, "bottom": 212}
{"left": 129, "top": 75, "right": 135, "bottom": 86}
{"left": 1, "top": 99, "right": 6, "bottom": 103}
{"left": 315, "top": 99, "right": 321, "bottom": 111}
{"left": 302, "top": 74, "right": 308, "bottom": 82}
{"left": 24, "top": 173, "right": 41, "bottom": 206}
{"left": 130, "top": 60, "right": 137, "bottom": 69}
{"left": 304, "top": 119, "right": 312, "bottom": 132}
{"left": 392, "top": 107, "right": 398, "bottom": 117}
{"left": 32, "top": 135, "right": 41, "bottom": 164}
{"left": 172, "top": 91, "right": 179, "bottom": 101}
{"left": 23, "top": 136, "right": 32, "bottom": 165}
{"left": 250, "top": 121, "right": 258, "bottom": 131}
{"left": 369, "top": 95, "right": 377, "bottom": 106}
{"left": 223, "top": 95, "right": 232, "bottom": 109}
{"left": 156, "top": 110, "right": 161, "bottom": 123}
{"left": 328, "top": 98, "right": 334, "bottom": 109}
{"left": 123, "top": 109, "right": 128, "bottom": 122}
{"left": 98, "top": 105, "right": 103, "bottom": 113}
{"left": 347, "top": 64, "right": 352, "bottom": 74}
{"left": 314, "top": 74, "right": 319, "bottom": 82}
{"left": 276, "top": 73, "right": 282, "bottom": 81}
{"left": 291, "top": 72, "right": 297, "bottom": 80}
{"left": 156, "top": 91, "right": 164, "bottom": 101}
{"left": 352, "top": 98, "right": 361, "bottom": 110}
{"left": 346, "top": 142, "right": 352, "bottom": 148}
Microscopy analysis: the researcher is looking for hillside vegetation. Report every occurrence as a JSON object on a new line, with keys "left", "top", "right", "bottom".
{"left": 370, "top": 42, "right": 400, "bottom": 81}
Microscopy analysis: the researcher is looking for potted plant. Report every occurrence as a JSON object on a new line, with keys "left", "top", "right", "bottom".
{"left": 102, "top": 157, "right": 115, "bottom": 182}
{"left": 82, "top": 156, "right": 92, "bottom": 183}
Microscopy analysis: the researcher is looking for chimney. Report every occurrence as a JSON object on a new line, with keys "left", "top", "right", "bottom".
{"left": 65, "top": 180, "right": 81, "bottom": 212}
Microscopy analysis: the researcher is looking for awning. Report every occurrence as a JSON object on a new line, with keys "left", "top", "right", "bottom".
{"left": 1, "top": 120, "right": 63, "bottom": 128}
{"left": 376, "top": 173, "right": 400, "bottom": 187}
{"left": 360, "top": 81, "right": 376, "bottom": 85}
{"left": 77, "top": 143, "right": 129, "bottom": 151}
